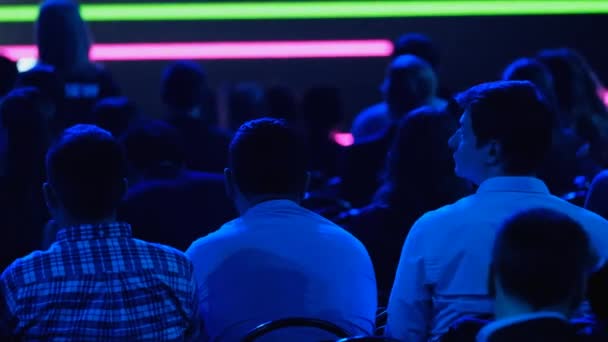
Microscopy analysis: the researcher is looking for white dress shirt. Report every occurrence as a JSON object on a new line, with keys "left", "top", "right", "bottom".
{"left": 386, "top": 176, "right": 608, "bottom": 342}
{"left": 186, "top": 199, "right": 377, "bottom": 341}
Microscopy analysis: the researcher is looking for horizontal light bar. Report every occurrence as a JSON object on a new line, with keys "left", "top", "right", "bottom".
{"left": 0, "top": 1, "right": 607, "bottom": 22}
{"left": 0, "top": 40, "right": 393, "bottom": 61}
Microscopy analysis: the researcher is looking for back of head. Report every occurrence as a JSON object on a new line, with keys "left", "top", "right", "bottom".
{"left": 229, "top": 118, "right": 307, "bottom": 197}
{"left": 502, "top": 57, "right": 558, "bottom": 111}
{"left": 392, "top": 33, "right": 440, "bottom": 71}
{"left": 0, "top": 55, "right": 18, "bottom": 97}
{"left": 492, "top": 208, "right": 592, "bottom": 313}
{"left": 377, "top": 106, "right": 467, "bottom": 209}
{"left": 384, "top": 54, "right": 438, "bottom": 115}
{"left": 301, "top": 86, "right": 344, "bottom": 131}
{"left": 536, "top": 48, "right": 607, "bottom": 122}
{"left": 121, "top": 119, "right": 185, "bottom": 175}
{"left": 92, "top": 97, "right": 138, "bottom": 137}
{"left": 36, "top": 0, "right": 91, "bottom": 73}
{"left": 227, "top": 82, "right": 266, "bottom": 129}
{"left": 0, "top": 87, "right": 47, "bottom": 132}
{"left": 161, "top": 61, "right": 207, "bottom": 114}
{"left": 456, "top": 80, "right": 554, "bottom": 175}
{"left": 46, "top": 124, "right": 126, "bottom": 221}
{"left": 16, "top": 64, "right": 63, "bottom": 105}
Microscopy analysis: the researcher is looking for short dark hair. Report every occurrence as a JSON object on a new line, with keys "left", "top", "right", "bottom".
{"left": 92, "top": 97, "right": 138, "bottom": 137}
{"left": 229, "top": 118, "right": 307, "bottom": 196}
{"left": 161, "top": 61, "right": 207, "bottom": 111}
{"left": 391, "top": 33, "right": 440, "bottom": 71}
{"left": 492, "top": 208, "right": 593, "bottom": 310}
{"left": 16, "top": 64, "right": 63, "bottom": 106}
{"left": 46, "top": 124, "right": 127, "bottom": 220}
{"left": 0, "top": 55, "right": 18, "bottom": 97}
{"left": 456, "top": 80, "right": 554, "bottom": 174}
{"left": 121, "top": 119, "right": 184, "bottom": 172}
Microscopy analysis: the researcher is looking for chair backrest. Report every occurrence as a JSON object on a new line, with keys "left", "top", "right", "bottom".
{"left": 242, "top": 317, "right": 351, "bottom": 342}
{"left": 335, "top": 337, "right": 401, "bottom": 342}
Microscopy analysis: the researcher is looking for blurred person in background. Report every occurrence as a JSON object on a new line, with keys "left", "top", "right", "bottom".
{"left": 36, "top": 0, "right": 120, "bottom": 128}
{"left": 337, "top": 106, "right": 471, "bottom": 304}
{"left": 162, "top": 60, "right": 231, "bottom": 173}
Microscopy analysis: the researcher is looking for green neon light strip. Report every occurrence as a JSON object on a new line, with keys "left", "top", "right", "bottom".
{"left": 0, "top": 1, "right": 607, "bottom": 23}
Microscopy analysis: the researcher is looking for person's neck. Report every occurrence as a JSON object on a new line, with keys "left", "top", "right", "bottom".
{"left": 56, "top": 214, "right": 118, "bottom": 229}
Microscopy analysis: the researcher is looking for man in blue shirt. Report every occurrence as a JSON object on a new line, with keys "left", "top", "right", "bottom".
{"left": 187, "top": 118, "right": 377, "bottom": 341}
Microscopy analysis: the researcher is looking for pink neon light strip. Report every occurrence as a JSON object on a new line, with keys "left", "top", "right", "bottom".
{"left": 0, "top": 40, "right": 393, "bottom": 61}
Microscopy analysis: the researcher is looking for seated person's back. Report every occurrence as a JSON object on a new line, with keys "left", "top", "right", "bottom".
{"left": 162, "top": 61, "right": 231, "bottom": 173}
{"left": 118, "top": 120, "right": 236, "bottom": 250}
{"left": 186, "top": 118, "right": 377, "bottom": 341}
{"left": 0, "top": 125, "right": 199, "bottom": 340}
{"left": 386, "top": 81, "right": 608, "bottom": 342}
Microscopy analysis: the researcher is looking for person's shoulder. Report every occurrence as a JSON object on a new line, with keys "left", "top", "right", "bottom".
{"left": 591, "top": 170, "right": 608, "bottom": 187}
{"left": 1, "top": 247, "right": 58, "bottom": 286}
{"left": 357, "top": 102, "right": 388, "bottom": 117}
{"left": 414, "top": 194, "right": 475, "bottom": 227}
{"left": 185, "top": 219, "right": 241, "bottom": 257}
{"left": 132, "top": 239, "right": 193, "bottom": 271}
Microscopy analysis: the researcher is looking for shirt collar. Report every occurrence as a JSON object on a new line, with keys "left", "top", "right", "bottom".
{"left": 244, "top": 199, "right": 302, "bottom": 216}
{"left": 477, "top": 176, "right": 550, "bottom": 195}
{"left": 476, "top": 312, "right": 567, "bottom": 342}
{"left": 56, "top": 222, "right": 132, "bottom": 242}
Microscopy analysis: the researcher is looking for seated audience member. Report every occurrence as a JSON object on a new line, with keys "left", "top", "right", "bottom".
{"left": 91, "top": 97, "right": 139, "bottom": 137}
{"left": 0, "top": 56, "right": 18, "bottom": 98}
{"left": 226, "top": 82, "right": 266, "bottom": 131}
{"left": 337, "top": 106, "right": 471, "bottom": 304}
{"left": 0, "top": 88, "right": 51, "bottom": 271}
{"left": 162, "top": 61, "right": 231, "bottom": 173}
{"left": 444, "top": 208, "right": 594, "bottom": 342}
{"left": 118, "top": 120, "right": 236, "bottom": 251}
{"left": 0, "top": 125, "right": 200, "bottom": 340}
{"left": 537, "top": 48, "right": 608, "bottom": 174}
{"left": 15, "top": 64, "right": 64, "bottom": 137}
{"left": 503, "top": 57, "right": 584, "bottom": 196}
{"left": 351, "top": 33, "right": 446, "bottom": 142}
{"left": 478, "top": 208, "right": 594, "bottom": 342}
{"left": 36, "top": 0, "right": 120, "bottom": 127}
{"left": 585, "top": 170, "right": 608, "bottom": 220}
{"left": 341, "top": 55, "right": 445, "bottom": 207}
{"left": 386, "top": 81, "right": 608, "bottom": 342}
{"left": 186, "top": 118, "right": 377, "bottom": 341}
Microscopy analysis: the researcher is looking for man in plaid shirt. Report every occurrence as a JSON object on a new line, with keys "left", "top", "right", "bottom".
{"left": 0, "top": 125, "right": 200, "bottom": 341}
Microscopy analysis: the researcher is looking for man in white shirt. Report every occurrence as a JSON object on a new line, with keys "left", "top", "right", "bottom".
{"left": 386, "top": 80, "right": 608, "bottom": 342}
{"left": 186, "top": 118, "right": 377, "bottom": 341}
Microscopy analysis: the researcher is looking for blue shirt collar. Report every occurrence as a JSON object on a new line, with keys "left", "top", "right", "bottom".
{"left": 56, "top": 222, "right": 132, "bottom": 242}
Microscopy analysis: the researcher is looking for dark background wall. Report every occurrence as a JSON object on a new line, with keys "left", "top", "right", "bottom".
{"left": 1, "top": 1, "right": 607, "bottom": 128}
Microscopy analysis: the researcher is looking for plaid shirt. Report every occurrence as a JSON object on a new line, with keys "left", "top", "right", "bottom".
{"left": 0, "top": 222, "right": 200, "bottom": 341}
